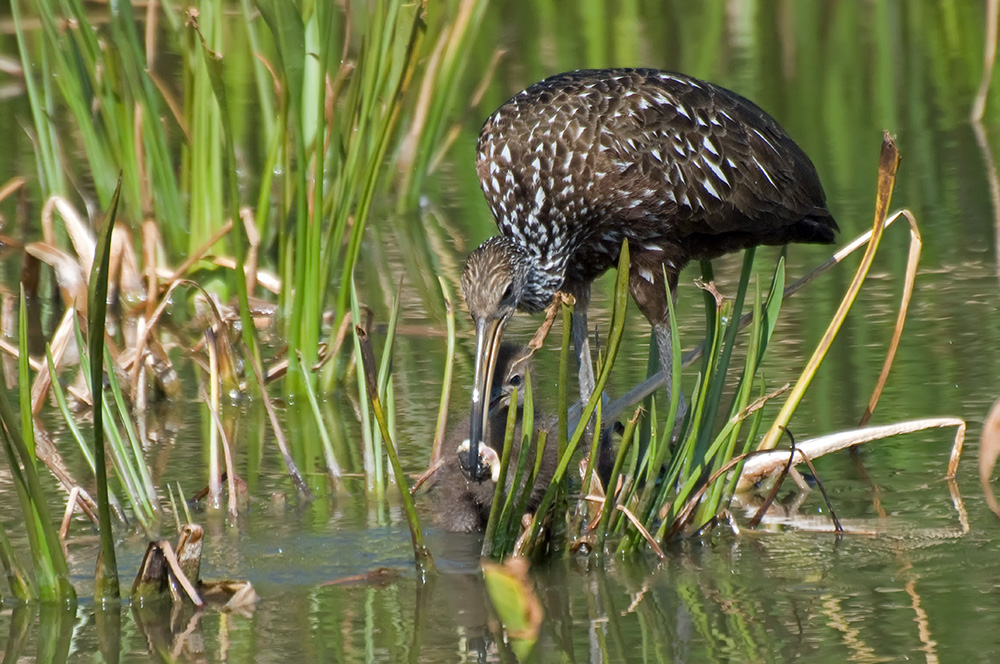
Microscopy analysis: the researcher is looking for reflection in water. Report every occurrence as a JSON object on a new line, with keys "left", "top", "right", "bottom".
{"left": 0, "top": 490, "right": 983, "bottom": 663}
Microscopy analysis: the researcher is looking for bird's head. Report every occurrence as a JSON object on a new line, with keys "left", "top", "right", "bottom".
{"left": 490, "top": 342, "right": 532, "bottom": 411}
{"left": 461, "top": 236, "right": 531, "bottom": 324}
{"left": 459, "top": 236, "right": 531, "bottom": 481}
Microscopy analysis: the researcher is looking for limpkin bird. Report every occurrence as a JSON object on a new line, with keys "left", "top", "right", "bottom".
{"left": 460, "top": 68, "right": 837, "bottom": 480}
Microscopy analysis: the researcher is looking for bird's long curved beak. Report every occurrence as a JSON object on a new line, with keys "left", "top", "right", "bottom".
{"left": 461, "top": 315, "right": 506, "bottom": 481}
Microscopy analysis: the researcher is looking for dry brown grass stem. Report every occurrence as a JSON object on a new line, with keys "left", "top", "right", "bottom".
{"left": 0, "top": 176, "right": 25, "bottom": 202}
{"left": 167, "top": 219, "right": 233, "bottom": 282}
{"left": 160, "top": 540, "right": 205, "bottom": 608}
{"left": 858, "top": 209, "right": 921, "bottom": 427}
{"left": 614, "top": 504, "right": 665, "bottom": 559}
{"left": 738, "top": 417, "right": 967, "bottom": 491}
{"left": 972, "top": 0, "right": 1000, "bottom": 122}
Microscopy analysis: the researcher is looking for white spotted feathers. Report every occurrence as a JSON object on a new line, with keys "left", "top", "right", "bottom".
{"left": 471, "top": 67, "right": 836, "bottom": 314}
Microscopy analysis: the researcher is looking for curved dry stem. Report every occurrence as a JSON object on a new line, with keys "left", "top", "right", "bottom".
{"left": 739, "top": 417, "right": 967, "bottom": 491}
{"left": 859, "top": 209, "right": 922, "bottom": 426}
{"left": 758, "top": 134, "right": 900, "bottom": 450}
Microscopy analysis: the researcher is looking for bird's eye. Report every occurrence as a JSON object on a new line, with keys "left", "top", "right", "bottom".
{"left": 501, "top": 283, "right": 514, "bottom": 302}
{"left": 508, "top": 374, "right": 522, "bottom": 388}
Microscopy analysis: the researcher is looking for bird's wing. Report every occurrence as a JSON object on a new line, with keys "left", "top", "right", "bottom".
{"left": 590, "top": 71, "right": 829, "bottom": 236}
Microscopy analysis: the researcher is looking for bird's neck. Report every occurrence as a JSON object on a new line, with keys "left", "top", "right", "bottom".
{"left": 519, "top": 238, "right": 570, "bottom": 313}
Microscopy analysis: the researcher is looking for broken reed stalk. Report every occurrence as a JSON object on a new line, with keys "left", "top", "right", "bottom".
{"left": 356, "top": 326, "right": 435, "bottom": 578}
{"left": 758, "top": 132, "right": 900, "bottom": 450}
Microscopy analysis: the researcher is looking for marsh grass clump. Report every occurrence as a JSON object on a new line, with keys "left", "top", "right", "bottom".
{"left": 0, "top": 0, "right": 498, "bottom": 599}
{"left": 470, "top": 135, "right": 967, "bottom": 560}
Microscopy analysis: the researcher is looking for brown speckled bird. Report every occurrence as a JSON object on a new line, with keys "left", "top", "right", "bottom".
{"left": 460, "top": 68, "right": 837, "bottom": 480}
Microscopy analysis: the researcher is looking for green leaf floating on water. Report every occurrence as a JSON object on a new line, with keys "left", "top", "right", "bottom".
{"left": 482, "top": 559, "right": 542, "bottom": 660}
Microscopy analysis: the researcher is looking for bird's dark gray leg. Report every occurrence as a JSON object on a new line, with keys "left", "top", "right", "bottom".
{"left": 569, "top": 286, "right": 596, "bottom": 404}
{"left": 630, "top": 267, "right": 687, "bottom": 426}
{"left": 650, "top": 321, "right": 686, "bottom": 422}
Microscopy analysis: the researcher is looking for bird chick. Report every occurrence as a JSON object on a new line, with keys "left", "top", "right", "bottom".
{"left": 422, "top": 344, "right": 554, "bottom": 533}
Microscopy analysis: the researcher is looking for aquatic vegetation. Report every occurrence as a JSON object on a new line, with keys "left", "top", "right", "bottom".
{"left": 0, "top": 8, "right": 983, "bottom": 664}
{"left": 469, "top": 135, "right": 967, "bottom": 560}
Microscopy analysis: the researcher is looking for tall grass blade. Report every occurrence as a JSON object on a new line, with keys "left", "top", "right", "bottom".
{"left": 482, "top": 385, "right": 522, "bottom": 558}
{"left": 596, "top": 408, "right": 641, "bottom": 552}
{"left": 520, "top": 242, "right": 631, "bottom": 554}
{"left": 0, "top": 294, "right": 75, "bottom": 602}
{"left": 193, "top": 15, "right": 263, "bottom": 376}
{"left": 297, "top": 353, "right": 343, "bottom": 488}
{"left": 18, "top": 291, "right": 34, "bottom": 461}
{"left": 88, "top": 175, "right": 123, "bottom": 603}
{"left": 0, "top": 520, "right": 34, "bottom": 601}
{"left": 356, "top": 326, "right": 435, "bottom": 578}
{"left": 431, "top": 277, "right": 456, "bottom": 462}
{"left": 759, "top": 133, "right": 900, "bottom": 450}
{"left": 350, "top": 283, "right": 380, "bottom": 495}
{"left": 11, "top": 0, "right": 64, "bottom": 195}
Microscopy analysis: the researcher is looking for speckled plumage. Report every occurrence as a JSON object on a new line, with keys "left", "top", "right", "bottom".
{"left": 460, "top": 68, "right": 837, "bottom": 481}
{"left": 474, "top": 68, "right": 836, "bottom": 313}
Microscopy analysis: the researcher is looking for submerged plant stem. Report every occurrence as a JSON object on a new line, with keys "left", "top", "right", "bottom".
{"left": 356, "top": 326, "right": 435, "bottom": 578}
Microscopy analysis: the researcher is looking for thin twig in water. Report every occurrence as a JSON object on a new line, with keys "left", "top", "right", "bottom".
{"left": 749, "top": 427, "right": 797, "bottom": 529}
{"left": 410, "top": 457, "right": 446, "bottom": 494}
{"left": 799, "top": 452, "right": 842, "bottom": 533}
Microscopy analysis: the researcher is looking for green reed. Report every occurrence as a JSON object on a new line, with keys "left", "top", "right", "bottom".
{"left": 475, "top": 241, "right": 794, "bottom": 559}
{"left": 72, "top": 316, "right": 159, "bottom": 534}
{"left": 0, "top": 290, "right": 75, "bottom": 603}
{"left": 473, "top": 139, "right": 909, "bottom": 560}
{"left": 10, "top": 0, "right": 465, "bottom": 395}
{"left": 88, "top": 179, "right": 123, "bottom": 602}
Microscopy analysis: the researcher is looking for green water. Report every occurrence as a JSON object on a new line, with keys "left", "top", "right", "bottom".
{"left": 2, "top": 0, "right": 1000, "bottom": 661}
